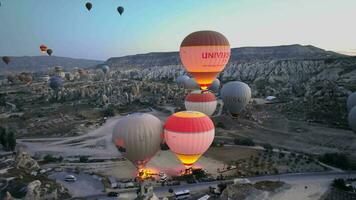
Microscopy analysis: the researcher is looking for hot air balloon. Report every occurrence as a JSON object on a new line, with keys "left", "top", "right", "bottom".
{"left": 208, "top": 79, "right": 220, "bottom": 93}
{"left": 6, "top": 74, "right": 17, "bottom": 83}
{"left": 184, "top": 78, "right": 200, "bottom": 90}
{"left": 180, "top": 31, "right": 230, "bottom": 90}
{"left": 40, "top": 45, "right": 47, "bottom": 53}
{"left": 85, "top": 2, "right": 92, "bottom": 11}
{"left": 349, "top": 107, "right": 356, "bottom": 134}
{"left": 46, "top": 49, "right": 53, "bottom": 56}
{"left": 176, "top": 75, "right": 190, "bottom": 87}
{"left": 98, "top": 64, "right": 110, "bottom": 74}
{"left": 49, "top": 75, "right": 63, "bottom": 91}
{"left": 185, "top": 90, "right": 217, "bottom": 116}
{"left": 164, "top": 111, "right": 215, "bottom": 168}
{"left": 221, "top": 81, "right": 251, "bottom": 115}
{"left": 112, "top": 113, "right": 163, "bottom": 169}
{"left": 18, "top": 72, "right": 32, "bottom": 84}
{"left": 2, "top": 56, "right": 10, "bottom": 65}
{"left": 347, "top": 92, "right": 356, "bottom": 111}
{"left": 117, "top": 6, "right": 124, "bottom": 15}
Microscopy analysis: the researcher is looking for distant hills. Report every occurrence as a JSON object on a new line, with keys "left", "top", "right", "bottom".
{"left": 0, "top": 56, "right": 102, "bottom": 74}
{"left": 0, "top": 45, "right": 349, "bottom": 74}
{"left": 106, "top": 44, "right": 348, "bottom": 69}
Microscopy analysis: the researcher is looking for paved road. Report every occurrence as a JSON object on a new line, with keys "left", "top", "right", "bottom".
{"left": 153, "top": 171, "right": 356, "bottom": 198}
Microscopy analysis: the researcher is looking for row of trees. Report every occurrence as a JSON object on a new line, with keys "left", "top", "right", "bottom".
{"left": 0, "top": 127, "right": 16, "bottom": 151}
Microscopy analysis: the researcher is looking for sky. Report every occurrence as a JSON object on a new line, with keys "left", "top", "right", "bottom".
{"left": 0, "top": 0, "right": 356, "bottom": 60}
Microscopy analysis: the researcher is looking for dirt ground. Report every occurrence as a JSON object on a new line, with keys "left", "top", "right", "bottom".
{"left": 205, "top": 146, "right": 259, "bottom": 163}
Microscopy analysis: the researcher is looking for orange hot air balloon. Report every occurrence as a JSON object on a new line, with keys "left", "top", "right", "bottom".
{"left": 164, "top": 111, "right": 215, "bottom": 168}
{"left": 40, "top": 45, "right": 48, "bottom": 53}
{"left": 180, "top": 31, "right": 230, "bottom": 90}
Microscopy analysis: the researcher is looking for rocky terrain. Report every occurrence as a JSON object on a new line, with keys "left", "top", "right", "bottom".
{"left": 106, "top": 45, "right": 356, "bottom": 128}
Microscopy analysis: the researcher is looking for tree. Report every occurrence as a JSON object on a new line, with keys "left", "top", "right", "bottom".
{"left": 6, "top": 131, "right": 16, "bottom": 151}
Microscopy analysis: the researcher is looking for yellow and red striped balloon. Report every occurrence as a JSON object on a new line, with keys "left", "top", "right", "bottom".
{"left": 164, "top": 111, "right": 215, "bottom": 168}
{"left": 180, "top": 31, "right": 230, "bottom": 90}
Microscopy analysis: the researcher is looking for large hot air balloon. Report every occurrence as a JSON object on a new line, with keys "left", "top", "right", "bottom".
{"left": 221, "top": 81, "right": 251, "bottom": 115}
{"left": 112, "top": 113, "right": 163, "bottom": 169}
{"left": 164, "top": 111, "right": 215, "bottom": 168}
{"left": 347, "top": 92, "right": 356, "bottom": 111}
{"left": 18, "top": 72, "right": 32, "bottom": 84}
{"left": 117, "top": 6, "right": 124, "bottom": 15}
{"left": 85, "top": 2, "right": 92, "bottom": 11}
{"left": 180, "top": 31, "right": 230, "bottom": 90}
{"left": 176, "top": 75, "right": 190, "bottom": 87}
{"left": 185, "top": 90, "right": 217, "bottom": 116}
{"left": 49, "top": 76, "right": 63, "bottom": 90}
{"left": 208, "top": 79, "right": 220, "bottom": 93}
{"left": 40, "top": 45, "right": 47, "bottom": 53}
{"left": 2, "top": 56, "right": 10, "bottom": 65}
{"left": 46, "top": 49, "right": 53, "bottom": 56}
{"left": 184, "top": 78, "right": 200, "bottom": 90}
{"left": 349, "top": 107, "right": 356, "bottom": 134}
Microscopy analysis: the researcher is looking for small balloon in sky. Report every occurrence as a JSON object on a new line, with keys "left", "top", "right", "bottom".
{"left": 2, "top": 56, "right": 11, "bottom": 65}
{"left": 47, "top": 49, "right": 53, "bottom": 56}
{"left": 85, "top": 2, "right": 92, "bottom": 11}
{"left": 117, "top": 6, "right": 124, "bottom": 15}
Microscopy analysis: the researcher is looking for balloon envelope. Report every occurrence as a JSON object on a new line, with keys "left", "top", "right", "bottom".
{"left": 347, "top": 92, "right": 356, "bottom": 111}
{"left": 185, "top": 90, "right": 217, "bottom": 116}
{"left": 40, "top": 45, "right": 47, "bottom": 53}
{"left": 176, "top": 75, "right": 190, "bottom": 87}
{"left": 49, "top": 76, "right": 63, "bottom": 90}
{"left": 2, "top": 56, "right": 10, "bottom": 65}
{"left": 349, "top": 107, "right": 356, "bottom": 134}
{"left": 221, "top": 81, "right": 252, "bottom": 114}
{"left": 208, "top": 79, "right": 220, "bottom": 93}
{"left": 164, "top": 111, "right": 215, "bottom": 168}
{"left": 46, "top": 49, "right": 53, "bottom": 56}
{"left": 180, "top": 31, "right": 230, "bottom": 90}
{"left": 98, "top": 64, "right": 110, "bottom": 74}
{"left": 184, "top": 78, "right": 200, "bottom": 90}
{"left": 85, "top": 2, "right": 92, "bottom": 11}
{"left": 18, "top": 72, "right": 32, "bottom": 84}
{"left": 117, "top": 6, "right": 124, "bottom": 15}
{"left": 112, "top": 113, "right": 163, "bottom": 169}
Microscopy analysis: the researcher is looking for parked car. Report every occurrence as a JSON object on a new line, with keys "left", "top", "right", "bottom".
{"left": 107, "top": 191, "right": 119, "bottom": 197}
{"left": 64, "top": 175, "right": 77, "bottom": 182}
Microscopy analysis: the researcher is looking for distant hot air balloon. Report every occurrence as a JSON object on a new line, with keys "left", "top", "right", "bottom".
{"left": 185, "top": 90, "right": 217, "bottom": 116}
{"left": 347, "top": 92, "right": 356, "bottom": 111}
{"left": 208, "top": 79, "right": 220, "bottom": 93}
{"left": 117, "top": 6, "right": 124, "bottom": 15}
{"left": 40, "top": 45, "right": 47, "bottom": 53}
{"left": 2, "top": 56, "right": 10, "bottom": 65}
{"left": 18, "top": 72, "right": 32, "bottom": 84}
{"left": 85, "top": 2, "right": 92, "bottom": 11}
{"left": 98, "top": 64, "right": 110, "bottom": 74}
{"left": 164, "top": 111, "right": 215, "bottom": 168}
{"left": 112, "top": 113, "right": 163, "bottom": 169}
{"left": 349, "top": 107, "right": 356, "bottom": 134}
{"left": 180, "top": 31, "right": 230, "bottom": 90}
{"left": 184, "top": 78, "right": 200, "bottom": 90}
{"left": 176, "top": 75, "right": 190, "bottom": 87}
{"left": 49, "top": 75, "right": 63, "bottom": 90}
{"left": 221, "top": 81, "right": 251, "bottom": 115}
{"left": 46, "top": 49, "right": 53, "bottom": 56}
{"left": 7, "top": 74, "right": 17, "bottom": 83}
